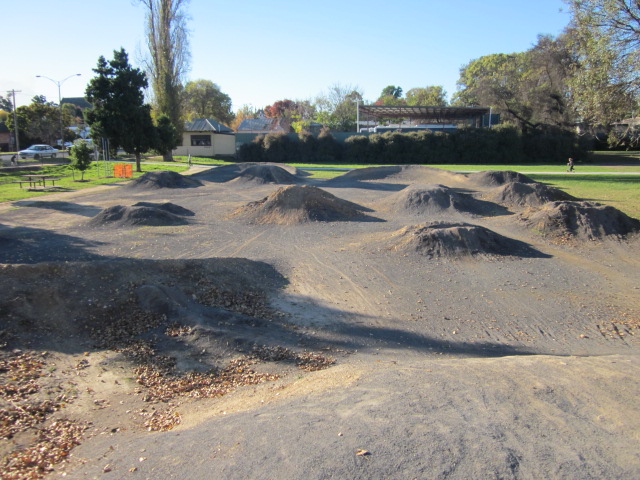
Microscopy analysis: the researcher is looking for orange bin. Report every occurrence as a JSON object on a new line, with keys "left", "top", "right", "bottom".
{"left": 114, "top": 163, "right": 133, "bottom": 178}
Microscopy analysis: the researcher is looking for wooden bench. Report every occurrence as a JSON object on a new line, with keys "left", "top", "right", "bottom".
{"left": 14, "top": 178, "right": 58, "bottom": 189}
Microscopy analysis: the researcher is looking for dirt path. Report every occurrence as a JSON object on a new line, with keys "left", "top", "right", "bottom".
{"left": 0, "top": 164, "right": 639, "bottom": 479}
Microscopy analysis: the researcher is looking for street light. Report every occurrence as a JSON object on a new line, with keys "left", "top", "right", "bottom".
{"left": 36, "top": 73, "right": 81, "bottom": 148}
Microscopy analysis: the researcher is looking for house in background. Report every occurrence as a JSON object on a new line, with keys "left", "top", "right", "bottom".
{"left": 173, "top": 118, "right": 235, "bottom": 157}
{"left": 237, "top": 117, "right": 291, "bottom": 134}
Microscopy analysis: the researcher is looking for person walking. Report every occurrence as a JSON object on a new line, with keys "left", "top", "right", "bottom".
{"left": 567, "top": 157, "right": 575, "bottom": 172}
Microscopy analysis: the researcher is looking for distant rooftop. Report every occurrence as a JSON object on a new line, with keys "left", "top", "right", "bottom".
{"left": 185, "top": 118, "right": 233, "bottom": 134}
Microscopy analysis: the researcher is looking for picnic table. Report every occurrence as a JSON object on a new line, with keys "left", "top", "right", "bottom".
{"left": 16, "top": 174, "right": 60, "bottom": 190}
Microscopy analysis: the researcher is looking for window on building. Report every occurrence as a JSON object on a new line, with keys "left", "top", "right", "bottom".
{"left": 191, "top": 134, "right": 211, "bottom": 146}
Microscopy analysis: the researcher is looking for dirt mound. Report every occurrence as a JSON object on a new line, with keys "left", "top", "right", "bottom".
{"left": 330, "top": 166, "right": 403, "bottom": 182}
{"left": 132, "top": 202, "right": 195, "bottom": 217}
{"left": 520, "top": 201, "right": 640, "bottom": 240}
{"left": 469, "top": 170, "right": 536, "bottom": 186}
{"left": 125, "top": 171, "right": 203, "bottom": 190}
{"left": 0, "top": 258, "right": 288, "bottom": 346}
{"left": 229, "top": 185, "right": 373, "bottom": 225}
{"left": 230, "top": 164, "right": 301, "bottom": 185}
{"left": 377, "top": 184, "right": 493, "bottom": 216}
{"left": 194, "top": 163, "right": 303, "bottom": 184}
{"left": 388, "top": 221, "right": 542, "bottom": 258}
{"left": 329, "top": 165, "right": 467, "bottom": 185}
{"left": 88, "top": 205, "right": 190, "bottom": 227}
{"left": 487, "top": 182, "right": 576, "bottom": 208}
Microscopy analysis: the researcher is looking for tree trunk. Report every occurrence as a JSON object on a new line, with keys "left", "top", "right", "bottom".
{"left": 163, "top": 150, "right": 174, "bottom": 162}
{"left": 135, "top": 153, "right": 142, "bottom": 173}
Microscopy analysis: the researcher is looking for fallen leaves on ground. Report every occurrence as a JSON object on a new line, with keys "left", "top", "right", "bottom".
{"left": 0, "top": 351, "right": 86, "bottom": 479}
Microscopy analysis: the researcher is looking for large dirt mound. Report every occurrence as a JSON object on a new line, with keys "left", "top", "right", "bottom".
{"left": 486, "top": 182, "right": 576, "bottom": 208}
{"left": 0, "top": 258, "right": 288, "bottom": 346}
{"left": 469, "top": 170, "right": 536, "bottom": 186}
{"left": 229, "top": 185, "right": 374, "bottom": 225}
{"left": 194, "top": 163, "right": 303, "bottom": 184}
{"left": 388, "top": 221, "right": 543, "bottom": 259}
{"left": 377, "top": 184, "right": 496, "bottom": 216}
{"left": 88, "top": 204, "right": 190, "bottom": 227}
{"left": 329, "top": 165, "right": 467, "bottom": 186}
{"left": 520, "top": 201, "right": 640, "bottom": 240}
{"left": 125, "top": 171, "right": 203, "bottom": 190}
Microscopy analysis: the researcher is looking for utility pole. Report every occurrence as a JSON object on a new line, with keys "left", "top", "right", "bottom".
{"left": 7, "top": 90, "right": 21, "bottom": 153}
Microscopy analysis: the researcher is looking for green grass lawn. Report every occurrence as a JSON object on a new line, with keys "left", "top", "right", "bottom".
{"left": 0, "top": 162, "right": 189, "bottom": 203}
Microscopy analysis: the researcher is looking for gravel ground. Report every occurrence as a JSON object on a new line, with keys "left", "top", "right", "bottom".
{"left": 0, "top": 164, "right": 639, "bottom": 479}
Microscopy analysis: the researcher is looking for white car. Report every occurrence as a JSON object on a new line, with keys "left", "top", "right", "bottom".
{"left": 19, "top": 144, "right": 59, "bottom": 160}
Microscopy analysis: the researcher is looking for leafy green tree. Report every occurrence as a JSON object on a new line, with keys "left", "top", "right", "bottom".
{"left": 69, "top": 140, "right": 93, "bottom": 180}
{"left": 85, "top": 48, "right": 156, "bottom": 172}
{"left": 454, "top": 35, "right": 576, "bottom": 133}
{"left": 405, "top": 86, "right": 448, "bottom": 106}
{"left": 0, "top": 95, "right": 14, "bottom": 112}
{"left": 315, "top": 84, "right": 363, "bottom": 131}
{"left": 5, "top": 98, "right": 60, "bottom": 145}
{"left": 155, "top": 113, "right": 180, "bottom": 156}
{"left": 137, "top": 0, "right": 191, "bottom": 161}
{"left": 381, "top": 85, "right": 403, "bottom": 98}
{"left": 565, "top": 0, "right": 639, "bottom": 130}
{"left": 182, "top": 79, "right": 233, "bottom": 124}
{"left": 375, "top": 85, "right": 405, "bottom": 107}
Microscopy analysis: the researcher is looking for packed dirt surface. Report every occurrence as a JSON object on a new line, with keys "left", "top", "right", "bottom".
{"left": 1, "top": 164, "right": 639, "bottom": 479}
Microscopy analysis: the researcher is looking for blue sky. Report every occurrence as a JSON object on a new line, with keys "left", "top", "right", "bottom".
{"left": 3, "top": 0, "right": 571, "bottom": 111}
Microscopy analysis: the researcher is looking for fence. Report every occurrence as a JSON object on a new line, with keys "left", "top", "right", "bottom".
{"left": 114, "top": 163, "right": 133, "bottom": 178}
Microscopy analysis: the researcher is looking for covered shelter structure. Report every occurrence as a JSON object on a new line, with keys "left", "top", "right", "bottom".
{"left": 357, "top": 105, "right": 492, "bottom": 132}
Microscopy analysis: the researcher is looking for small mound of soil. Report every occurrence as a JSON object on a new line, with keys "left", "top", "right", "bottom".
{"left": 229, "top": 185, "right": 372, "bottom": 225}
{"left": 88, "top": 205, "right": 190, "bottom": 227}
{"left": 469, "top": 170, "right": 536, "bottom": 186}
{"left": 194, "top": 163, "right": 303, "bottom": 184}
{"left": 126, "top": 171, "right": 203, "bottom": 190}
{"left": 132, "top": 202, "right": 195, "bottom": 217}
{"left": 389, "top": 222, "right": 536, "bottom": 259}
{"left": 488, "top": 182, "right": 576, "bottom": 208}
{"left": 378, "top": 184, "right": 489, "bottom": 216}
{"left": 230, "top": 165, "right": 301, "bottom": 185}
{"left": 329, "top": 165, "right": 467, "bottom": 185}
{"left": 520, "top": 201, "right": 640, "bottom": 240}
{"left": 330, "top": 166, "right": 404, "bottom": 182}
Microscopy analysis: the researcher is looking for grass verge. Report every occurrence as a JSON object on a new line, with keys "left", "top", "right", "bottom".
{"left": 0, "top": 162, "right": 189, "bottom": 203}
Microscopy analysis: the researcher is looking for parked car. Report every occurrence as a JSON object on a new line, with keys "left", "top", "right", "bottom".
{"left": 19, "top": 144, "right": 59, "bottom": 160}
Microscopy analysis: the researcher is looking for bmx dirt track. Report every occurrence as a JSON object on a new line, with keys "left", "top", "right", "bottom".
{"left": 1, "top": 164, "right": 639, "bottom": 479}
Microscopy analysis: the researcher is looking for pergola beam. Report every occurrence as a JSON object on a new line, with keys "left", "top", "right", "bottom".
{"left": 359, "top": 105, "right": 491, "bottom": 126}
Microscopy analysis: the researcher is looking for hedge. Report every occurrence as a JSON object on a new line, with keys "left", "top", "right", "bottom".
{"left": 238, "top": 126, "right": 591, "bottom": 164}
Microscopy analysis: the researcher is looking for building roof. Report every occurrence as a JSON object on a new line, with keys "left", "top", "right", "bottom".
{"left": 359, "top": 105, "right": 491, "bottom": 124}
{"left": 237, "top": 117, "right": 290, "bottom": 133}
{"left": 185, "top": 118, "right": 233, "bottom": 134}
{"left": 61, "top": 97, "right": 93, "bottom": 109}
